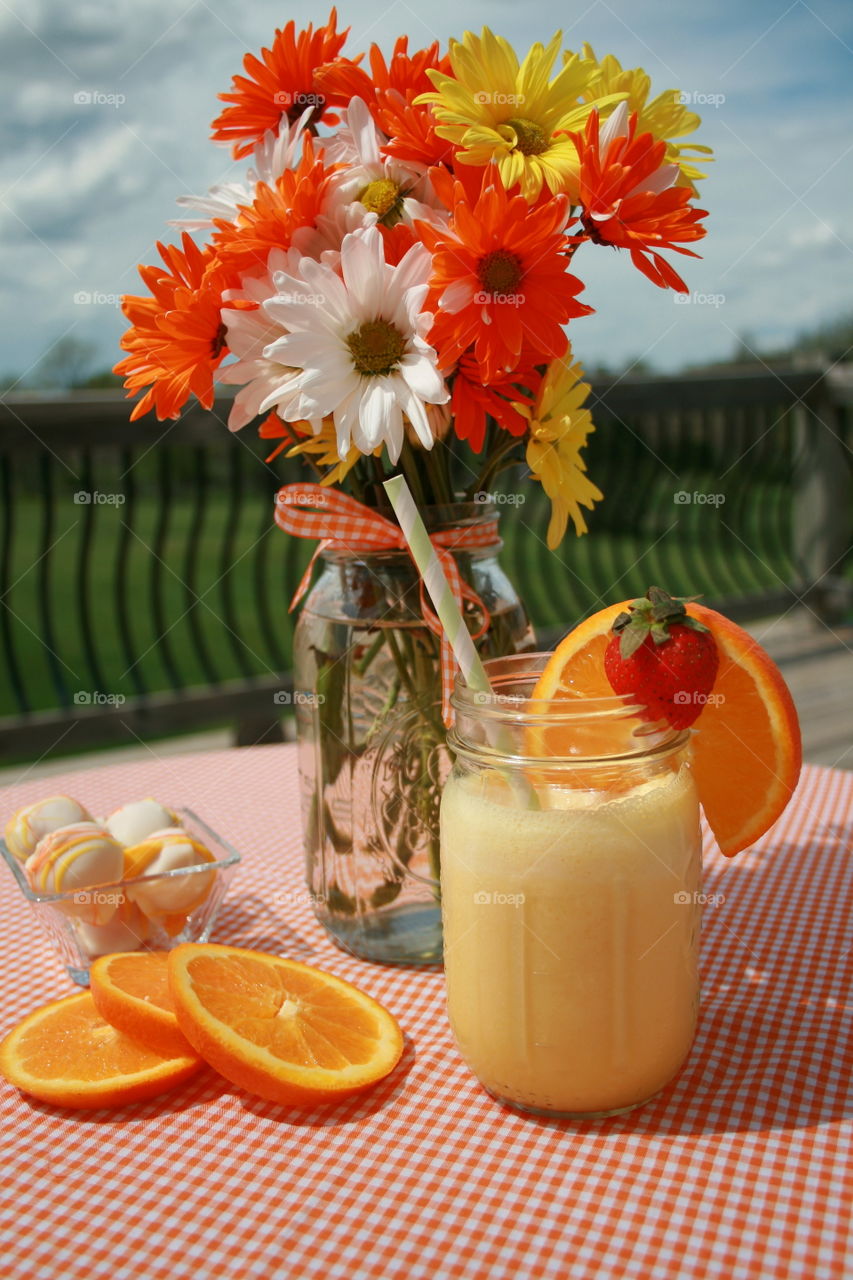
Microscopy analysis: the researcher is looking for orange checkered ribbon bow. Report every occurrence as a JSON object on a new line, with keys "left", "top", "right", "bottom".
{"left": 274, "top": 484, "right": 496, "bottom": 724}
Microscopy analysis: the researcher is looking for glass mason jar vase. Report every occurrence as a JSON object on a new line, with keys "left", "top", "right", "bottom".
{"left": 293, "top": 503, "right": 535, "bottom": 966}
{"left": 441, "top": 653, "right": 702, "bottom": 1117}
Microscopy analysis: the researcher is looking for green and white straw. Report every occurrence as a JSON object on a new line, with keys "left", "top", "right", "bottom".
{"left": 382, "top": 474, "right": 493, "bottom": 698}
{"left": 383, "top": 474, "right": 539, "bottom": 810}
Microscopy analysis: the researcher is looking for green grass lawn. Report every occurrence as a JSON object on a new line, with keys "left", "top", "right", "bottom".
{"left": 2, "top": 489, "right": 311, "bottom": 716}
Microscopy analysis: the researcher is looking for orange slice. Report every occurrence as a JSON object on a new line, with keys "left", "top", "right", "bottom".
{"left": 90, "top": 951, "right": 196, "bottom": 1058}
{"left": 167, "top": 944, "right": 404, "bottom": 1106}
{"left": 532, "top": 601, "right": 802, "bottom": 857}
{"left": 526, "top": 602, "right": 644, "bottom": 775}
{"left": 0, "top": 992, "right": 202, "bottom": 1109}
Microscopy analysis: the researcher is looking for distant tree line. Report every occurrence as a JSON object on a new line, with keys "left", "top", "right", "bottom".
{"left": 0, "top": 337, "right": 122, "bottom": 393}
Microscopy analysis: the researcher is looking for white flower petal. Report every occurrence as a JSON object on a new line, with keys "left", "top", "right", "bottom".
{"left": 399, "top": 352, "right": 449, "bottom": 403}
{"left": 392, "top": 242, "right": 431, "bottom": 295}
{"left": 348, "top": 97, "right": 383, "bottom": 168}
{"left": 357, "top": 377, "right": 398, "bottom": 450}
{"left": 340, "top": 227, "right": 386, "bottom": 317}
{"left": 263, "top": 331, "right": 340, "bottom": 368}
{"left": 249, "top": 113, "right": 310, "bottom": 187}
{"left": 334, "top": 389, "right": 362, "bottom": 456}
{"left": 394, "top": 379, "right": 434, "bottom": 450}
{"left": 600, "top": 101, "right": 629, "bottom": 150}
{"left": 438, "top": 278, "right": 477, "bottom": 314}
{"left": 630, "top": 163, "right": 680, "bottom": 197}
{"left": 226, "top": 376, "right": 290, "bottom": 431}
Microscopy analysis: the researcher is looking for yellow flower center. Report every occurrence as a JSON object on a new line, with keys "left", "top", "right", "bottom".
{"left": 346, "top": 320, "right": 407, "bottom": 376}
{"left": 359, "top": 178, "right": 404, "bottom": 225}
{"left": 477, "top": 249, "right": 524, "bottom": 296}
{"left": 504, "top": 117, "right": 549, "bottom": 156}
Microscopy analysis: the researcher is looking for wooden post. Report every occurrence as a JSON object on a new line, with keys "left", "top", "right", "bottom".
{"left": 792, "top": 370, "right": 853, "bottom": 623}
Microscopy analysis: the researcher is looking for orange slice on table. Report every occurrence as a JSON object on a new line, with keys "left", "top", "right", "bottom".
{"left": 167, "top": 943, "right": 404, "bottom": 1106}
{"left": 90, "top": 951, "right": 195, "bottom": 1058}
{"left": 532, "top": 601, "right": 802, "bottom": 857}
{"left": 0, "top": 992, "right": 202, "bottom": 1109}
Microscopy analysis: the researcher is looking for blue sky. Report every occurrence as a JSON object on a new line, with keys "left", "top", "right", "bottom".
{"left": 1, "top": 0, "right": 851, "bottom": 387}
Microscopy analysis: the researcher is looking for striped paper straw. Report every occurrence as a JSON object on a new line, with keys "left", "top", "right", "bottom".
{"left": 382, "top": 475, "right": 492, "bottom": 697}
{"left": 383, "top": 475, "right": 539, "bottom": 810}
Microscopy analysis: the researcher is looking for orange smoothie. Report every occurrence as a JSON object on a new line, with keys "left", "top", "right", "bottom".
{"left": 440, "top": 765, "right": 702, "bottom": 1115}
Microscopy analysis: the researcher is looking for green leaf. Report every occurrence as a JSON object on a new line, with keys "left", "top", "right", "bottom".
{"left": 326, "top": 882, "right": 358, "bottom": 916}
{"left": 619, "top": 621, "right": 649, "bottom": 659}
{"left": 370, "top": 880, "right": 404, "bottom": 909}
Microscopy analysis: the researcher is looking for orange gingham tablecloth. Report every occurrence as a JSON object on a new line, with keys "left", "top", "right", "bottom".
{"left": 0, "top": 745, "right": 850, "bottom": 1280}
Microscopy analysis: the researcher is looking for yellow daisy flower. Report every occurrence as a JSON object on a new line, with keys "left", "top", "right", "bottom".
{"left": 515, "top": 354, "right": 602, "bottom": 548}
{"left": 287, "top": 418, "right": 364, "bottom": 487}
{"left": 417, "top": 28, "right": 624, "bottom": 203}
{"left": 577, "top": 44, "right": 713, "bottom": 188}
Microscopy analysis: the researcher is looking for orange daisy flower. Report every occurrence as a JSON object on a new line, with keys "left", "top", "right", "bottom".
{"left": 571, "top": 105, "right": 708, "bottom": 291}
{"left": 450, "top": 350, "right": 541, "bottom": 452}
{"left": 378, "top": 222, "right": 419, "bottom": 267}
{"left": 317, "top": 37, "right": 454, "bottom": 169}
{"left": 210, "top": 140, "right": 332, "bottom": 280}
{"left": 211, "top": 9, "right": 351, "bottom": 159}
{"left": 417, "top": 170, "right": 591, "bottom": 383}
{"left": 115, "top": 236, "right": 248, "bottom": 422}
{"left": 317, "top": 36, "right": 449, "bottom": 105}
{"left": 376, "top": 92, "right": 455, "bottom": 169}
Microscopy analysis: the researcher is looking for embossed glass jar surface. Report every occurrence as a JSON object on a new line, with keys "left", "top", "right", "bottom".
{"left": 293, "top": 504, "right": 534, "bottom": 965}
{"left": 441, "top": 654, "right": 702, "bottom": 1116}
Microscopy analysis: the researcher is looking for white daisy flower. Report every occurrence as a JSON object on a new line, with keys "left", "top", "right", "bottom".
{"left": 218, "top": 249, "right": 311, "bottom": 432}
{"left": 255, "top": 225, "right": 449, "bottom": 464}
{"left": 317, "top": 97, "right": 446, "bottom": 238}
{"left": 171, "top": 110, "right": 312, "bottom": 230}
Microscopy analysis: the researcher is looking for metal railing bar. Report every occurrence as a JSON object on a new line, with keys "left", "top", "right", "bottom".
{"left": 183, "top": 445, "right": 219, "bottom": 686}
{"left": 219, "top": 443, "right": 253, "bottom": 678}
{"left": 253, "top": 487, "right": 288, "bottom": 672}
{"left": 115, "top": 446, "right": 146, "bottom": 698}
{"left": 75, "top": 449, "right": 107, "bottom": 693}
{"left": 151, "top": 446, "right": 182, "bottom": 691}
{"left": 36, "top": 452, "right": 69, "bottom": 707}
{"left": 0, "top": 455, "right": 29, "bottom": 714}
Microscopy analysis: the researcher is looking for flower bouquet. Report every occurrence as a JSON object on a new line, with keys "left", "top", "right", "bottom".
{"left": 116, "top": 12, "right": 710, "bottom": 963}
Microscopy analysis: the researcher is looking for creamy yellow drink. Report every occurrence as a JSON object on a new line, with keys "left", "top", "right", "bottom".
{"left": 440, "top": 765, "right": 702, "bottom": 1115}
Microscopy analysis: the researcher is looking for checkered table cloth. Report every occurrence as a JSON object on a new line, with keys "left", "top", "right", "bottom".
{"left": 1, "top": 746, "right": 850, "bottom": 1280}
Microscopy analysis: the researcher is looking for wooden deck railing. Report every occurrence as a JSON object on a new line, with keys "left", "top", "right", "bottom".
{"left": 1, "top": 365, "right": 850, "bottom": 759}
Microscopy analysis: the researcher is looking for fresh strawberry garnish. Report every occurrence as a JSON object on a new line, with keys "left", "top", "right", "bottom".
{"left": 603, "top": 586, "right": 720, "bottom": 730}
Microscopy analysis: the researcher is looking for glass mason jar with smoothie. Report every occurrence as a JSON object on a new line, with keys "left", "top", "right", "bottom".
{"left": 440, "top": 652, "right": 702, "bottom": 1118}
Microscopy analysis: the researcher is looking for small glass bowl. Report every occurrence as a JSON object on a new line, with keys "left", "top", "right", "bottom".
{"left": 0, "top": 807, "right": 241, "bottom": 985}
